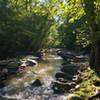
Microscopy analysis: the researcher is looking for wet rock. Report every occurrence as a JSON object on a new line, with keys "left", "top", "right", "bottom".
{"left": 2, "top": 68, "right": 8, "bottom": 74}
{"left": 8, "top": 60, "right": 21, "bottom": 67}
{"left": 0, "top": 96, "right": 8, "bottom": 100}
{"left": 21, "top": 58, "right": 38, "bottom": 67}
{"left": 20, "top": 61, "right": 27, "bottom": 67}
{"left": 6, "top": 60, "right": 21, "bottom": 74}
{"left": 75, "top": 78, "right": 83, "bottom": 84}
{"left": 0, "top": 82, "right": 5, "bottom": 88}
{"left": 55, "top": 72, "right": 73, "bottom": 80}
{"left": 74, "top": 55, "right": 88, "bottom": 62}
{"left": 26, "top": 59, "right": 37, "bottom": 66}
{"left": 74, "top": 85, "right": 81, "bottom": 90}
{"left": 0, "top": 71, "right": 8, "bottom": 81}
{"left": 24, "top": 56, "right": 39, "bottom": 61}
{"left": 0, "top": 60, "right": 9, "bottom": 67}
{"left": 7, "top": 66, "right": 19, "bottom": 74}
{"left": 0, "top": 68, "right": 8, "bottom": 81}
{"left": 0, "top": 74, "right": 7, "bottom": 81}
{"left": 52, "top": 81, "right": 75, "bottom": 94}
{"left": 31, "top": 79, "right": 42, "bottom": 87}
{"left": 56, "top": 77, "right": 68, "bottom": 83}
{"left": 36, "top": 51, "right": 44, "bottom": 60}
{"left": 61, "top": 64, "right": 79, "bottom": 70}
{"left": 57, "top": 51, "right": 76, "bottom": 60}
{"left": 61, "top": 64, "right": 79, "bottom": 75}
{"left": 18, "top": 66, "right": 25, "bottom": 72}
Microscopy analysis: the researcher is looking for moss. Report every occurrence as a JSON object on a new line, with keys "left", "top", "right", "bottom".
{"left": 72, "top": 67, "right": 100, "bottom": 99}
{"left": 15, "top": 72, "right": 23, "bottom": 77}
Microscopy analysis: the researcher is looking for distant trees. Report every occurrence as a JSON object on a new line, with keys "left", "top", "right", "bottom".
{"left": 57, "top": 0, "right": 90, "bottom": 51}
{"left": 0, "top": 0, "right": 53, "bottom": 59}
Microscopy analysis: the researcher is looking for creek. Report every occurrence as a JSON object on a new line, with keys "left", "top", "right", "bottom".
{"left": 0, "top": 54, "right": 70, "bottom": 100}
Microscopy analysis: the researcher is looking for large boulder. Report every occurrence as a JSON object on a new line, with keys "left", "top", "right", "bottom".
{"left": 55, "top": 72, "right": 74, "bottom": 80}
{"left": 61, "top": 64, "right": 79, "bottom": 75}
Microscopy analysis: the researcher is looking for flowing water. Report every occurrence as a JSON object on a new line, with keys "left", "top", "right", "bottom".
{"left": 0, "top": 54, "right": 69, "bottom": 100}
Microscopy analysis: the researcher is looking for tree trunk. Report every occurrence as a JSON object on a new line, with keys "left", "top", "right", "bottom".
{"left": 84, "top": 0, "right": 100, "bottom": 74}
{"left": 90, "top": 40, "right": 100, "bottom": 71}
{"left": 94, "top": 40, "right": 100, "bottom": 71}
{"left": 89, "top": 44, "right": 95, "bottom": 68}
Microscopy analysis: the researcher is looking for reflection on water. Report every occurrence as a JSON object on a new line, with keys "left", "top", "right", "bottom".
{"left": 0, "top": 54, "right": 68, "bottom": 100}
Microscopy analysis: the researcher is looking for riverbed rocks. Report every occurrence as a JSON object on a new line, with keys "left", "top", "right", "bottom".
{"left": 74, "top": 55, "right": 88, "bottom": 62}
{"left": 0, "top": 50, "right": 89, "bottom": 99}
{"left": 57, "top": 51, "right": 76, "bottom": 61}
{"left": 0, "top": 60, "right": 21, "bottom": 82}
{"left": 52, "top": 50, "right": 87, "bottom": 95}
{"left": 57, "top": 50, "right": 88, "bottom": 63}
{"left": 20, "top": 59, "right": 37, "bottom": 68}
{"left": 20, "top": 56, "right": 38, "bottom": 67}
{"left": 0, "top": 55, "right": 39, "bottom": 88}
{"left": 52, "top": 63, "right": 80, "bottom": 94}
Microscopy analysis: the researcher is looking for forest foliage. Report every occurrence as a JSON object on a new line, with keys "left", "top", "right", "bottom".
{"left": 0, "top": 0, "right": 99, "bottom": 59}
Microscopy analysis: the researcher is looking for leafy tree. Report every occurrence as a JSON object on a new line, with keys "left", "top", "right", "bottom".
{"left": 0, "top": 0, "right": 53, "bottom": 59}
